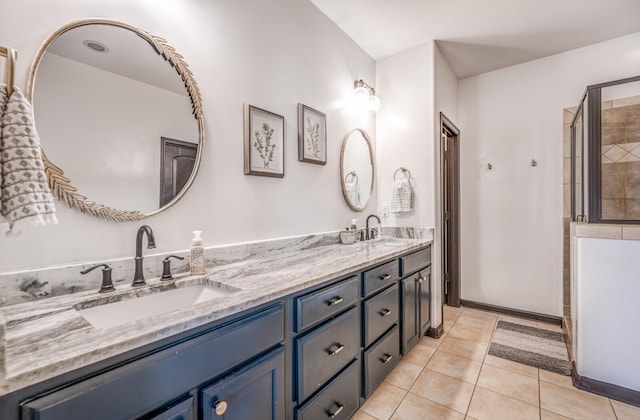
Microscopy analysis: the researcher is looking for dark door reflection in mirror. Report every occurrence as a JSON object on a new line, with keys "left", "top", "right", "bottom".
{"left": 160, "top": 137, "right": 197, "bottom": 207}
{"left": 28, "top": 19, "right": 203, "bottom": 219}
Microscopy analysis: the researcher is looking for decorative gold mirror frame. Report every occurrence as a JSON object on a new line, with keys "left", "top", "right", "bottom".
{"left": 26, "top": 18, "right": 204, "bottom": 222}
{"left": 340, "top": 128, "right": 375, "bottom": 212}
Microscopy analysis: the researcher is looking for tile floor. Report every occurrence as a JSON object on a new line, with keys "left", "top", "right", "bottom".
{"left": 353, "top": 305, "right": 640, "bottom": 420}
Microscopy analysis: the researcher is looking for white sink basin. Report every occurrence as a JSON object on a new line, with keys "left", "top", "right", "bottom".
{"left": 77, "top": 283, "right": 239, "bottom": 329}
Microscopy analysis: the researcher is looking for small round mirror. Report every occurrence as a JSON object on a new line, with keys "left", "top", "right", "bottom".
{"left": 340, "top": 128, "right": 375, "bottom": 211}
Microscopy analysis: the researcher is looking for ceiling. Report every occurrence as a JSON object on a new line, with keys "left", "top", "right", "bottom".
{"left": 46, "top": 24, "right": 187, "bottom": 96}
{"left": 310, "top": 0, "right": 640, "bottom": 78}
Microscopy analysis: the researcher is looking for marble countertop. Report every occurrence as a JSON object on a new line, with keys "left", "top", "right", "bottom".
{"left": 0, "top": 236, "right": 431, "bottom": 395}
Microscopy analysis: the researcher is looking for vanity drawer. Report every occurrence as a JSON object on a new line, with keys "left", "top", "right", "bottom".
{"left": 21, "top": 304, "right": 284, "bottom": 420}
{"left": 295, "top": 276, "right": 358, "bottom": 332}
{"left": 400, "top": 246, "right": 431, "bottom": 276}
{"left": 296, "top": 360, "right": 359, "bottom": 420}
{"left": 363, "top": 325, "right": 400, "bottom": 398}
{"left": 362, "top": 259, "right": 399, "bottom": 297}
{"left": 296, "top": 307, "right": 359, "bottom": 403}
{"left": 363, "top": 284, "right": 399, "bottom": 348}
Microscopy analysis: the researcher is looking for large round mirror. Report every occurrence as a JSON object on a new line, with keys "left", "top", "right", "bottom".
{"left": 340, "top": 128, "right": 375, "bottom": 211}
{"left": 27, "top": 19, "right": 204, "bottom": 221}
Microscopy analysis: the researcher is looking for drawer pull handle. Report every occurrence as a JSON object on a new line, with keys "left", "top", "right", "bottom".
{"left": 328, "top": 343, "right": 345, "bottom": 355}
{"left": 328, "top": 402, "right": 345, "bottom": 418}
{"left": 380, "top": 308, "right": 392, "bottom": 317}
{"left": 379, "top": 274, "right": 392, "bottom": 281}
{"left": 326, "top": 296, "right": 344, "bottom": 306}
{"left": 417, "top": 276, "right": 425, "bottom": 284}
{"left": 214, "top": 400, "right": 228, "bottom": 416}
{"left": 381, "top": 353, "right": 393, "bottom": 364}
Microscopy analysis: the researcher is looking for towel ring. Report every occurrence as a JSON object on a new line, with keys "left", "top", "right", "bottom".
{"left": 394, "top": 167, "right": 411, "bottom": 181}
{"left": 345, "top": 171, "right": 359, "bottom": 185}
{"left": 0, "top": 45, "right": 17, "bottom": 97}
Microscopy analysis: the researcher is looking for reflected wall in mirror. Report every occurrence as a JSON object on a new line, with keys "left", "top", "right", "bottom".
{"left": 27, "top": 19, "right": 204, "bottom": 221}
{"left": 340, "top": 128, "right": 375, "bottom": 211}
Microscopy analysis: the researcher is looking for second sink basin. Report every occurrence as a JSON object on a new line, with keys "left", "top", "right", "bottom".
{"left": 76, "top": 282, "right": 239, "bottom": 330}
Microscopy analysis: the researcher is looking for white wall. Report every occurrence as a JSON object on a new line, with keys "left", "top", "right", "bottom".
{"left": 0, "top": 0, "right": 376, "bottom": 272}
{"left": 375, "top": 43, "right": 440, "bottom": 324}
{"left": 458, "top": 32, "right": 640, "bottom": 316}
{"left": 577, "top": 237, "right": 640, "bottom": 391}
{"left": 35, "top": 52, "right": 197, "bottom": 213}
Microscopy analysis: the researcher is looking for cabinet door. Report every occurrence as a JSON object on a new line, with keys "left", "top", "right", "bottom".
{"left": 201, "top": 347, "right": 285, "bottom": 420}
{"left": 419, "top": 269, "right": 431, "bottom": 337}
{"left": 401, "top": 277, "right": 419, "bottom": 355}
{"left": 149, "top": 396, "right": 195, "bottom": 420}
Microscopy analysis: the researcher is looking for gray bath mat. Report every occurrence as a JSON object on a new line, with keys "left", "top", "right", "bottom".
{"left": 488, "top": 321, "right": 571, "bottom": 375}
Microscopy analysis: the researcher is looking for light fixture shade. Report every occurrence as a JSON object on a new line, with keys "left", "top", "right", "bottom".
{"left": 367, "top": 94, "right": 381, "bottom": 112}
{"left": 353, "top": 86, "right": 370, "bottom": 107}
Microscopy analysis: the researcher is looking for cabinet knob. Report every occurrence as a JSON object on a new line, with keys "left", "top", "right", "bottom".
{"left": 326, "top": 296, "right": 344, "bottom": 306}
{"left": 380, "top": 308, "right": 392, "bottom": 317}
{"left": 327, "top": 343, "right": 345, "bottom": 355}
{"left": 379, "top": 274, "right": 391, "bottom": 281}
{"left": 327, "top": 401, "right": 345, "bottom": 418}
{"left": 214, "top": 400, "right": 228, "bottom": 416}
{"left": 380, "top": 353, "right": 393, "bottom": 364}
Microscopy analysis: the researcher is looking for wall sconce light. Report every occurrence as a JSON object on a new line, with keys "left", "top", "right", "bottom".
{"left": 353, "top": 79, "right": 380, "bottom": 113}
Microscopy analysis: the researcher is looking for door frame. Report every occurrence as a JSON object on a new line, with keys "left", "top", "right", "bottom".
{"left": 440, "top": 113, "right": 461, "bottom": 307}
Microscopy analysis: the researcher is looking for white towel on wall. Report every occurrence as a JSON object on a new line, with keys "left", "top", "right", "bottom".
{"left": 0, "top": 85, "right": 58, "bottom": 235}
{"left": 390, "top": 178, "right": 413, "bottom": 213}
{"left": 345, "top": 180, "right": 361, "bottom": 208}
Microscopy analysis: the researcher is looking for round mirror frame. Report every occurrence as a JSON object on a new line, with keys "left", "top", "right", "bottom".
{"left": 26, "top": 18, "right": 204, "bottom": 222}
{"left": 340, "top": 128, "right": 375, "bottom": 212}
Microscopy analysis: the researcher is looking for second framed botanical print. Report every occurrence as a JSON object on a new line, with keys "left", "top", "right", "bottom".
{"left": 297, "top": 103, "right": 326, "bottom": 165}
{"left": 244, "top": 104, "right": 285, "bottom": 177}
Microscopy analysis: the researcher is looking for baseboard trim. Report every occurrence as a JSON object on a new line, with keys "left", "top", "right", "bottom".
{"left": 572, "top": 362, "right": 640, "bottom": 407}
{"left": 426, "top": 323, "right": 444, "bottom": 339}
{"left": 460, "top": 299, "right": 562, "bottom": 325}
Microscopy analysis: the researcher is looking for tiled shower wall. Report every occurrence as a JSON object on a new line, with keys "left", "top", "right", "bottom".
{"left": 601, "top": 97, "right": 640, "bottom": 219}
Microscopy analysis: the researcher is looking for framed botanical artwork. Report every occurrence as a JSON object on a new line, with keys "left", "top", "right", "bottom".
{"left": 297, "top": 103, "right": 327, "bottom": 165}
{"left": 244, "top": 104, "right": 285, "bottom": 178}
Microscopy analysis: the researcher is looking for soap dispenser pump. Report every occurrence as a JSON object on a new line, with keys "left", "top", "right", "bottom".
{"left": 190, "top": 230, "right": 205, "bottom": 275}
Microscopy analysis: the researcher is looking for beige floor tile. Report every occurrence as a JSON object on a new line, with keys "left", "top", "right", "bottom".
{"left": 538, "top": 369, "right": 573, "bottom": 389}
{"left": 391, "top": 392, "right": 465, "bottom": 420}
{"left": 361, "top": 382, "right": 408, "bottom": 420}
{"left": 426, "top": 350, "right": 482, "bottom": 384}
{"left": 483, "top": 354, "right": 539, "bottom": 379}
{"left": 438, "top": 336, "right": 488, "bottom": 362}
{"left": 444, "top": 310, "right": 461, "bottom": 323}
{"left": 444, "top": 305, "right": 464, "bottom": 314}
{"left": 444, "top": 320, "right": 456, "bottom": 331}
{"left": 465, "top": 417, "right": 478, "bottom": 420}
{"left": 448, "top": 324, "right": 493, "bottom": 343}
{"left": 540, "top": 381, "right": 616, "bottom": 420}
{"left": 410, "top": 369, "right": 475, "bottom": 414}
{"left": 611, "top": 399, "right": 640, "bottom": 420}
{"left": 460, "top": 308, "right": 498, "bottom": 320}
{"left": 455, "top": 314, "right": 496, "bottom": 332}
{"left": 385, "top": 361, "right": 423, "bottom": 390}
{"left": 497, "top": 315, "right": 537, "bottom": 328}
{"left": 403, "top": 343, "right": 437, "bottom": 367}
{"left": 352, "top": 410, "right": 379, "bottom": 420}
{"left": 476, "top": 364, "right": 539, "bottom": 406}
{"left": 541, "top": 409, "right": 571, "bottom": 419}
{"left": 536, "top": 322, "right": 563, "bottom": 333}
{"left": 467, "top": 387, "right": 539, "bottom": 420}
{"left": 418, "top": 335, "right": 443, "bottom": 350}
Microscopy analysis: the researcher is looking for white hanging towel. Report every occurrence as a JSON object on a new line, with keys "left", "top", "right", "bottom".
{"left": 0, "top": 85, "right": 58, "bottom": 235}
{"left": 345, "top": 180, "right": 361, "bottom": 207}
{"left": 390, "top": 177, "right": 413, "bottom": 213}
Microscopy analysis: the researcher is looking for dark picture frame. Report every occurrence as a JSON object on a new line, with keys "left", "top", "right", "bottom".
{"left": 297, "top": 103, "right": 327, "bottom": 165}
{"left": 244, "top": 104, "right": 285, "bottom": 177}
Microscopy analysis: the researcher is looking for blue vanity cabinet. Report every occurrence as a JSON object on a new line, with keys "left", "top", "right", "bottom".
{"left": 400, "top": 246, "right": 432, "bottom": 354}
{"left": 20, "top": 304, "right": 285, "bottom": 420}
{"left": 201, "top": 347, "right": 285, "bottom": 420}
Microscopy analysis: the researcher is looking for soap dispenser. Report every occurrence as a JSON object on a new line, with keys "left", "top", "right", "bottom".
{"left": 190, "top": 230, "right": 205, "bottom": 274}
